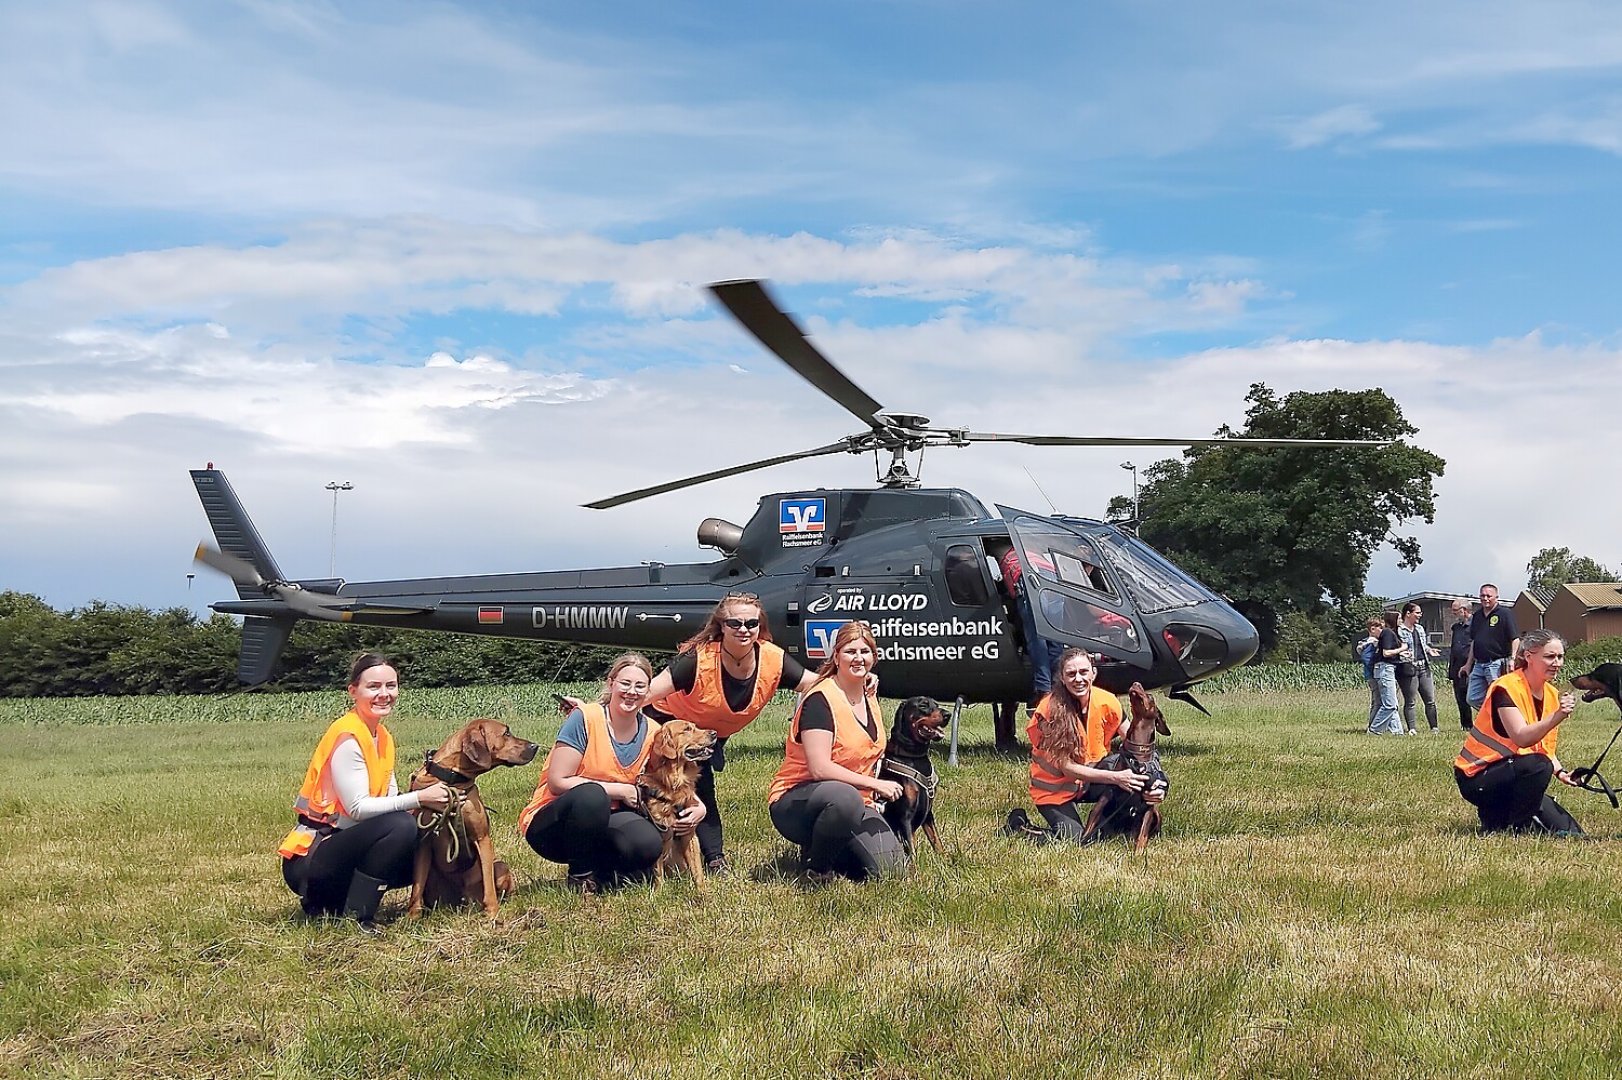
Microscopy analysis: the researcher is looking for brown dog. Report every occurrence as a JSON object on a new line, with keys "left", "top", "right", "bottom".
{"left": 1081, "top": 683, "right": 1170, "bottom": 852}
{"left": 405, "top": 718, "right": 539, "bottom": 918}
{"left": 635, "top": 720, "right": 717, "bottom": 887}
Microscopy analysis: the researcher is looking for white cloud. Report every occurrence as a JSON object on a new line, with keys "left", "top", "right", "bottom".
{"left": 1280, "top": 104, "right": 1382, "bottom": 149}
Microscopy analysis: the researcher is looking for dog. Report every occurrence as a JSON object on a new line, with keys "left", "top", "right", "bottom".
{"left": 405, "top": 718, "right": 540, "bottom": 918}
{"left": 1572, "top": 664, "right": 1622, "bottom": 712}
{"left": 1080, "top": 683, "right": 1171, "bottom": 852}
{"left": 879, "top": 695, "right": 947, "bottom": 858}
{"left": 635, "top": 719, "right": 717, "bottom": 886}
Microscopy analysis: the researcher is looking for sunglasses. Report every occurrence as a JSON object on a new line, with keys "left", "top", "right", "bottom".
{"left": 722, "top": 618, "right": 761, "bottom": 630}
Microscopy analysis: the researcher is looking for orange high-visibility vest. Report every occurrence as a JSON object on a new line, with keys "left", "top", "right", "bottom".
{"left": 768, "top": 679, "right": 886, "bottom": 808}
{"left": 658, "top": 641, "right": 787, "bottom": 738}
{"left": 278, "top": 711, "right": 396, "bottom": 859}
{"left": 518, "top": 704, "right": 656, "bottom": 835}
{"left": 1455, "top": 670, "right": 1562, "bottom": 777}
{"left": 1027, "top": 690, "right": 1123, "bottom": 806}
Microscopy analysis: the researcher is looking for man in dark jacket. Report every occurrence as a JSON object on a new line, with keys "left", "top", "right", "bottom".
{"left": 1446, "top": 598, "right": 1473, "bottom": 729}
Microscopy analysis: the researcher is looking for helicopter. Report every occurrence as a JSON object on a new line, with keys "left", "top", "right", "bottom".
{"left": 193, "top": 279, "right": 1383, "bottom": 744}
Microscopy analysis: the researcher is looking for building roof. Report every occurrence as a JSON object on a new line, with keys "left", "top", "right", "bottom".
{"left": 1561, "top": 582, "right": 1622, "bottom": 610}
{"left": 1390, "top": 591, "right": 1476, "bottom": 606}
{"left": 1522, "top": 586, "right": 1555, "bottom": 610}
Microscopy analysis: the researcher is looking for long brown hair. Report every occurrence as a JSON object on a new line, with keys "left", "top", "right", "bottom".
{"left": 596, "top": 652, "right": 654, "bottom": 705}
{"left": 1036, "top": 647, "right": 1093, "bottom": 763}
{"left": 678, "top": 592, "right": 774, "bottom": 653}
{"left": 813, "top": 621, "right": 878, "bottom": 681}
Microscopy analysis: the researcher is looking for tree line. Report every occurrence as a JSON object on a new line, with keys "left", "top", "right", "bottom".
{"left": 0, "top": 591, "right": 643, "bottom": 698}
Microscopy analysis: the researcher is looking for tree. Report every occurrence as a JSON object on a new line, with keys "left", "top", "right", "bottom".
{"left": 1525, "top": 547, "right": 1616, "bottom": 595}
{"left": 1124, "top": 383, "right": 1444, "bottom": 653}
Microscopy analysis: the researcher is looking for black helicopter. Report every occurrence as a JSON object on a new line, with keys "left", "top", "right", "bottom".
{"left": 193, "top": 279, "right": 1380, "bottom": 742}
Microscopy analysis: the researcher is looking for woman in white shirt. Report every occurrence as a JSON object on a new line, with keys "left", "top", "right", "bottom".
{"left": 277, "top": 653, "right": 449, "bottom": 931}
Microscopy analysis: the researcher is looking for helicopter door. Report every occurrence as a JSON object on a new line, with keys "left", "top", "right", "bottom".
{"left": 995, "top": 505, "right": 1151, "bottom": 664}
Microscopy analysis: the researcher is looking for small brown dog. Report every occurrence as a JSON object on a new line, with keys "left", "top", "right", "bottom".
{"left": 635, "top": 719, "right": 717, "bottom": 886}
{"left": 405, "top": 718, "right": 539, "bottom": 918}
{"left": 1081, "top": 683, "right": 1170, "bottom": 852}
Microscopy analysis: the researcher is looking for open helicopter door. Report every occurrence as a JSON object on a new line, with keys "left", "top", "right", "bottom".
{"left": 995, "top": 505, "right": 1152, "bottom": 668}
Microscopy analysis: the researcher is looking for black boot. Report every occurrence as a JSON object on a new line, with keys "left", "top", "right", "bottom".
{"left": 342, "top": 871, "right": 389, "bottom": 934}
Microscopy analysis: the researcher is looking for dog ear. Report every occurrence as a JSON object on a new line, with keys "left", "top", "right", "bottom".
{"left": 648, "top": 724, "right": 677, "bottom": 762}
{"left": 463, "top": 721, "right": 494, "bottom": 770}
{"left": 1155, "top": 714, "right": 1172, "bottom": 737}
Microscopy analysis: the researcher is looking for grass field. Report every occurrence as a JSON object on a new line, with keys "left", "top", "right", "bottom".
{"left": 5, "top": 682, "right": 1622, "bottom": 1079}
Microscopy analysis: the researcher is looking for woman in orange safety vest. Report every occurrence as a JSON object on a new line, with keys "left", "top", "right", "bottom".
{"left": 1007, "top": 646, "right": 1161, "bottom": 844}
{"left": 767, "top": 620, "right": 906, "bottom": 883}
{"left": 640, "top": 592, "right": 822, "bottom": 876}
{"left": 520, "top": 653, "right": 703, "bottom": 894}
{"left": 278, "top": 653, "right": 450, "bottom": 931}
{"left": 1454, "top": 629, "right": 1583, "bottom": 834}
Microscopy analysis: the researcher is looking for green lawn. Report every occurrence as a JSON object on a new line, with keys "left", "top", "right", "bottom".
{"left": 4, "top": 685, "right": 1622, "bottom": 1079}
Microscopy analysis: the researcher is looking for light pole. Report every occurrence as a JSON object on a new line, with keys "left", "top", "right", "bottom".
{"left": 1120, "top": 461, "right": 1139, "bottom": 532}
{"left": 325, "top": 481, "right": 353, "bottom": 577}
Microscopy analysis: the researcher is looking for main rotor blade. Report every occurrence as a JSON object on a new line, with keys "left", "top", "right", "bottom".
{"left": 584, "top": 439, "right": 855, "bottom": 510}
{"left": 709, "top": 280, "right": 887, "bottom": 429}
{"left": 963, "top": 432, "right": 1390, "bottom": 449}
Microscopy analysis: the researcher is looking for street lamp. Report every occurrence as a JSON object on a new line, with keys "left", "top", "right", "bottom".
{"left": 1120, "top": 461, "right": 1139, "bottom": 533}
{"left": 325, "top": 481, "right": 353, "bottom": 577}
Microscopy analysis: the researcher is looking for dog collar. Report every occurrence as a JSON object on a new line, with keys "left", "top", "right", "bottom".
{"left": 424, "top": 749, "right": 475, "bottom": 787}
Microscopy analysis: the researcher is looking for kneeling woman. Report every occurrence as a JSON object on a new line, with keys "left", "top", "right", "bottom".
{"left": 1455, "top": 628, "right": 1581, "bottom": 833}
{"left": 767, "top": 621, "right": 905, "bottom": 882}
{"left": 1026, "top": 647, "right": 1158, "bottom": 843}
{"left": 279, "top": 654, "right": 451, "bottom": 930}
{"left": 519, "top": 653, "right": 704, "bottom": 893}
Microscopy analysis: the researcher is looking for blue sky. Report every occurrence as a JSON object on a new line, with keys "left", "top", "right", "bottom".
{"left": 4, "top": 0, "right": 1621, "bottom": 616}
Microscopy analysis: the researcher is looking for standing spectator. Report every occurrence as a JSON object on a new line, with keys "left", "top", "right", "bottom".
{"left": 1357, "top": 617, "right": 1382, "bottom": 731}
{"left": 1465, "top": 584, "right": 1520, "bottom": 711}
{"left": 1368, "top": 612, "right": 1405, "bottom": 735}
{"left": 1397, "top": 602, "right": 1441, "bottom": 734}
{"left": 1446, "top": 599, "right": 1474, "bottom": 729}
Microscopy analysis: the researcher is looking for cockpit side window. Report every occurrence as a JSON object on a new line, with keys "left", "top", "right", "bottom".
{"left": 1016, "top": 524, "right": 1116, "bottom": 599}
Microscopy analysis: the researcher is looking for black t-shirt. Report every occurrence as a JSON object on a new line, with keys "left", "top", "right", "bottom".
{"left": 1448, "top": 620, "right": 1473, "bottom": 678}
{"left": 667, "top": 645, "right": 808, "bottom": 713}
{"left": 1470, "top": 606, "right": 1519, "bottom": 662}
{"left": 794, "top": 692, "right": 879, "bottom": 742}
{"left": 1488, "top": 685, "right": 1543, "bottom": 738}
{"left": 1374, "top": 628, "right": 1402, "bottom": 665}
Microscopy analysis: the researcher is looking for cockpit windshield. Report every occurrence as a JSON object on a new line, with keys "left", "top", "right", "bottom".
{"left": 1087, "top": 527, "right": 1217, "bottom": 614}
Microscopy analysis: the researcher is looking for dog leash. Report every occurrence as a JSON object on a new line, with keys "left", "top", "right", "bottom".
{"left": 1569, "top": 725, "right": 1622, "bottom": 809}
{"left": 416, "top": 786, "right": 471, "bottom": 862}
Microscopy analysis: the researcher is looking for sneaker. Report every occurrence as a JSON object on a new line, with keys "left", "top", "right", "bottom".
{"left": 566, "top": 871, "right": 600, "bottom": 897}
{"left": 1429, "top": 727, "right": 1440, "bottom": 735}
{"left": 704, "top": 855, "right": 731, "bottom": 878}
{"left": 804, "top": 868, "right": 839, "bottom": 889}
{"left": 1407, "top": 729, "right": 1419, "bottom": 736}
{"left": 1003, "top": 808, "right": 1031, "bottom": 836}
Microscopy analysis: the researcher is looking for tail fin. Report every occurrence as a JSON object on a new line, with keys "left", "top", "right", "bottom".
{"left": 190, "top": 469, "right": 284, "bottom": 598}
{"left": 239, "top": 616, "right": 296, "bottom": 686}
{"left": 191, "top": 468, "right": 294, "bottom": 685}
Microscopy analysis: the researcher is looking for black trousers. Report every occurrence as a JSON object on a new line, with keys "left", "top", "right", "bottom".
{"left": 769, "top": 781, "right": 905, "bottom": 880}
{"left": 523, "top": 783, "right": 662, "bottom": 879}
{"left": 1455, "top": 757, "right": 1555, "bottom": 833}
{"left": 1452, "top": 675, "right": 1472, "bottom": 729}
{"left": 694, "top": 749, "right": 724, "bottom": 864}
{"left": 281, "top": 811, "right": 419, "bottom": 915}
{"left": 1037, "top": 800, "right": 1091, "bottom": 845}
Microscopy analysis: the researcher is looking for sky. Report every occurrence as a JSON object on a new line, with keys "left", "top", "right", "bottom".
{"left": 4, "top": 0, "right": 1622, "bottom": 618}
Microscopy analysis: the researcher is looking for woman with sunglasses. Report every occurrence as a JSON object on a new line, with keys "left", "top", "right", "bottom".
{"left": 519, "top": 653, "right": 702, "bottom": 894}
{"left": 641, "top": 593, "right": 821, "bottom": 875}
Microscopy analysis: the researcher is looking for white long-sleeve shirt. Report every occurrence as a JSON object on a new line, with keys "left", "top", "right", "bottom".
{"left": 328, "top": 735, "right": 424, "bottom": 828}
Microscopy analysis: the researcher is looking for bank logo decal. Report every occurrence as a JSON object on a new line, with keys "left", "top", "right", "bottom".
{"left": 804, "top": 619, "right": 848, "bottom": 660}
{"left": 779, "top": 498, "right": 827, "bottom": 548}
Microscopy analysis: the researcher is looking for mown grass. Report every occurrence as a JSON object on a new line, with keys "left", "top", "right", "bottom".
{"left": 4, "top": 684, "right": 1622, "bottom": 1078}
